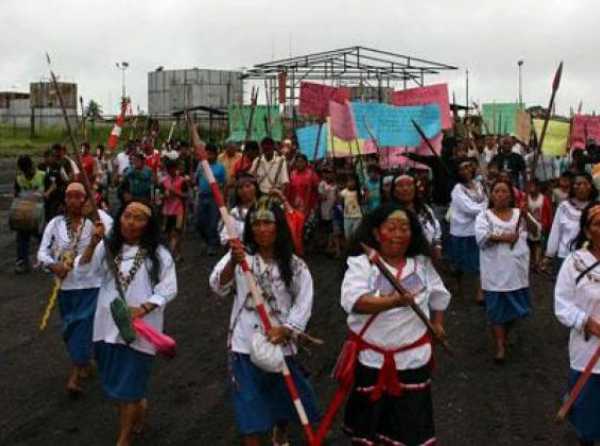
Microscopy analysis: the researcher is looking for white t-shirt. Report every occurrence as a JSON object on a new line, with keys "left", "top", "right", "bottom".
{"left": 340, "top": 188, "right": 362, "bottom": 219}
{"left": 115, "top": 151, "right": 131, "bottom": 176}
{"left": 318, "top": 181, "right": 337, "bottom": 221}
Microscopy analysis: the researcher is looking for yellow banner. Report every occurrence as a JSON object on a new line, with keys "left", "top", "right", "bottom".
{"left": 325, "top": 118, "right": 369, "bottom": 157}
{"left": 533, "top": 119, "right": 570, "bottom": 156}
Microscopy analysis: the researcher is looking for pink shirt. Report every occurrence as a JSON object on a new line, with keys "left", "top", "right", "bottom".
{"left": 161, "top": 175, "right": 185, "bottom": 216}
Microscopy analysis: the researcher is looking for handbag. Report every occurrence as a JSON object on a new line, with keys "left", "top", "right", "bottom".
{"left": 250, "top": 331, "right": 285, "bottom": 373}
{"left": 110, "top": 297, "right": 137, "bottom": 344}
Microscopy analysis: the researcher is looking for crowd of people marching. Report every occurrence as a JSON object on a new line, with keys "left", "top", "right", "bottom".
{"left": 11, "top": 129, "right": 600, "bottom": 445}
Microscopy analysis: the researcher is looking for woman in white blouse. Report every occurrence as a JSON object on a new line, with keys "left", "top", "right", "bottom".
{"left": 475, "top": 180, "right": 539, "bottom": 363}
{"left": 37, "top": 182, "right": 103, "bottom": 396}
{"left": 78, "top": 200, "right": 177, "bottom": 446}
{"left": 219, "top": 172, "right": 258, "bottom": 247}
{"left": 449, "top": 158, "right": 488, "bottom": 303}
{"left": 390, "top": 172, "right": 443, "bottom": 261}
{"left": 209, "top": 196, "right": 319, "bottom": 446}
{"left": 339, "top": 204, "right": 451, "bottom": 446}
{"left": 555, "top": 202, "right": 600, "bottom": 446}
{"left": 545, "top": 173, "right": 598, "bottom": 273}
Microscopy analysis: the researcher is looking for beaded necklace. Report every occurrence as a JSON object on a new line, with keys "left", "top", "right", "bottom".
{"left": 114, "top": 247, "right": 147, "bottom": 292}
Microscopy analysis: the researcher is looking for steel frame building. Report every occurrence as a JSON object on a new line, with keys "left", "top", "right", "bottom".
{"left": 243, "top": 46, "right": 458, "bottom": 109}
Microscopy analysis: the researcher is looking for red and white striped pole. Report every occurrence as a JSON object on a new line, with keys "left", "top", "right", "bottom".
{"left": 107, "top": 99, "right": 129, "bottom": 150}
{"left": 187, "top": 115, "right": 316, "bottom": 445}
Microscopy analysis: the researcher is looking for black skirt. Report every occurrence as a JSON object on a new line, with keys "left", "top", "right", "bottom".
{"left": 343, "top": 363, "right": 435, "bottom": 445}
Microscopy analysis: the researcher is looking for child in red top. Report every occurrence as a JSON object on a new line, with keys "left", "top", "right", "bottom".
{"left": 160, "top": 159, "right": 187, "bottom": 261}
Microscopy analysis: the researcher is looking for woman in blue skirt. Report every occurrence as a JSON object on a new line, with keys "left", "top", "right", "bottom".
{"left": 209, "top": 196, "right": 320, "bottom": 446}
{"left": 555, "top": 202, "right": 600, "bottom": 446}
{"left": 449, "top": 158, "right": 488, "bottom": 303}
{"left": 475, "top": 179, "right": 538, "bottom": 363}
{"left": 78, "top": 200, "right": 177, "bottom": 446}
{"left": 37, "top": 182, "right": 103, "bottom": 395}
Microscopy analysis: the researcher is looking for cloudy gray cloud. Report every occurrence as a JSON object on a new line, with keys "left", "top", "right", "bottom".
{"left": 1, "top": 0, "right": 597, "bottom": 115}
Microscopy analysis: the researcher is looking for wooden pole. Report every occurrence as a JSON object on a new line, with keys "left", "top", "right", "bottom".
{"left": 556, "top": 342, "right": 600, "bottom": 422}
{"left": 411, "top": 120, "right": 451, "bottom": 176}
{"left": 532, "top": 61, "right": 564, "bottom": 175}
{"left": 361, "top": 242, "right": 452, "bottom": 354}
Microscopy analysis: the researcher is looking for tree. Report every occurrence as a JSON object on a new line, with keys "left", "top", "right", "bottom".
{"left": 85, "top": 100, "right": 103, "bottom": 121}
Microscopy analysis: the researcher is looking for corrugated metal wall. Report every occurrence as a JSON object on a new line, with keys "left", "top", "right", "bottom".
{"left": 148, "top": 68, "right": 243, "bottom": 116}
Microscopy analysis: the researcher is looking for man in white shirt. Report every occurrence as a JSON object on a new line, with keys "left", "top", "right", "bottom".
{"left": 250, "top": 137, "right": 289, "bottom": 195}
{"left": 114, "top": 143, "right": 134, "bottom": 178}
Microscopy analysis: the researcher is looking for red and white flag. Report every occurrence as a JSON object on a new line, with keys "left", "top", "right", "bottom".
{"left": 107, "top": 99, "right": 130, "bottom": 150}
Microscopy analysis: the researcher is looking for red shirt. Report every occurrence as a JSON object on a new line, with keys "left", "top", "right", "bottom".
{"left": 287, "top": 167, "right": 320, "bottom": 215}
{"left": 80, "top": 153, "right": 96, "bottom": 181}
{"left": 233, "top": 155, "right": 255, "bottom": 177}
{"left": 145, "top": 150, "right": 161, "bottom": 175}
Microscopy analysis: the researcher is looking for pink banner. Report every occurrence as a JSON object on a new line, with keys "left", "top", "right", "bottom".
{"left": 329, "top": 100, "right": 357, "bottom": 141}
{"left": 299, "top": 82, "right": 350, "bottom": 118}
{"left": 390, "top": 83, "right": 451, "bottom": 129}
{"left": 571, "top": 114, "right": 600, "bottom": 149}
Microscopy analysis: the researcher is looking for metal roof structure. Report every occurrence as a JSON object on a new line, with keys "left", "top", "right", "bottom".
{"left": 244, "top": 45, "right": 458, "bottom": 86}
{"left": 243, "top": 46, "right": 458, "bottom": 115}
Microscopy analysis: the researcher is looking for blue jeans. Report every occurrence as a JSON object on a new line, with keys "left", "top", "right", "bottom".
{"left": 16, "top": 231, "right": 31, "bottom": 265}
{"left": 196, "top": 195, "right": 220, "bottom": 248}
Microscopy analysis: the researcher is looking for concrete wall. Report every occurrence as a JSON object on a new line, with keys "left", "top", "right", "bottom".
{"left": 0, "top": 96, "right": 77, "bottom": 127}
{"left": 148, "top": 68, "right": 243, "bottom": 116}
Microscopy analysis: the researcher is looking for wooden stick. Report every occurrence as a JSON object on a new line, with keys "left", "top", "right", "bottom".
{"left": 532, "top": 61, "right": 564, "bottom": 174}
{"left": 411, "top": 119, "right": 451, "bottom": 176}
{"left": 360, "top": 242, "right": 452, "bottom": 354}
{"left": 556, "top": 341, "right": 600, "bottom": 422}
{"left": 46, "top": 53, "right": 131, "bottom": 319}
{"left": 312, "top": 121, "right": 324, "bottom": 162}
{"left": 244, "top": 87, "right": 259, "bottom": 143}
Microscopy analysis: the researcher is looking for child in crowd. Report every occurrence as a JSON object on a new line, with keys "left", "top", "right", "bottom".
{"left": 339, "top": 173, "right": 363, "bottom": 242}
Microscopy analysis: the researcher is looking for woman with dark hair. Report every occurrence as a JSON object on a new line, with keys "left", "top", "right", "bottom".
{"left": 545, "top": 172, "right": 598, "bottom": 273}
{"left": 77, "top": 200, "right": 177, "bottom": 446}
{"left": 555, "top": 202, "right": 600, "bottom": 446}
{"left": 219, "top": 172, "right": 259, "bottom": 247}
{"left": 449, "top": 158, "right": 488, "bottom": 303}
{"left": 390, "top": 172, "right": 443, "bottom": 260}
{"left": 339, "top": 204, "right": 450, "bottom": 446}
{"left": 37, "top": 182, "right": 108, "bottom": 395}
{"left": 209, "top": 196, "right": 319, "bottom": 446}
{"left": 475, "top": 180, "right": 538, "bottom": 363}
{"left": 287, "top": 153, "right": 319, "bottom": 216}
{"left": 14, "top": 154, "right": 46, "bottom": 273}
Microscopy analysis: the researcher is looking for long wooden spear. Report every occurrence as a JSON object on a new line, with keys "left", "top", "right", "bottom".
{"left": 187, "top": 114, "right": 316, "bottom": 445}
{"left": 412, "top": 119, "right": 451, "bottom": 176}
{"left": 556, "top": 341, "right": 600, "bottom": 422}
{"left": 43, "top": 53, "right": 132, "bottom": 335}
{"left": 532, "top": 61, "right": 564, "bottom": 174}
{"left": 244, "top": 87, "right": 259, "bottom": 143}
{"left": 361, "top": 242, "right": 452, "bottom": 354}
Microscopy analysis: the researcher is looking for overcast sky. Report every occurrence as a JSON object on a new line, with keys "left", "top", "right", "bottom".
{"left": 1, "top": 0, "right": 597, "bottom": 115}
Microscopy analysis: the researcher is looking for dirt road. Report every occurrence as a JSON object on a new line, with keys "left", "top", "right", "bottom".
{"left": 0, "top": 227, "right": 580, "bottom": 445}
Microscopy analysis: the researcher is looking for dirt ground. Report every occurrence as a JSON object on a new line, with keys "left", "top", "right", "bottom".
{"left": 0, "top": 212, "right": 582, "bottom": 445}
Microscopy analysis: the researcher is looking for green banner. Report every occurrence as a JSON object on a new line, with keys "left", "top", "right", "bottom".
{"left": 227, "top": 105, "right": 283, "bottom": 142}
{"left": 482, "top": 103, "right": 523, "bottom": 136}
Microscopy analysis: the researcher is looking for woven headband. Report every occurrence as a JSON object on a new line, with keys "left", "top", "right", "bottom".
{"left": 125, "top": 202, "right": 152, "bottom": 218}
